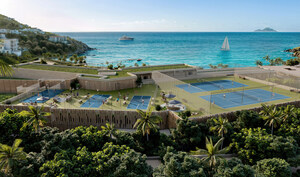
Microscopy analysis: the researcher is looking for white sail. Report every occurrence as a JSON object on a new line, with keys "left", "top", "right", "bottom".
{"left": 221, "top": 36, "right": 230, "bottom": 51}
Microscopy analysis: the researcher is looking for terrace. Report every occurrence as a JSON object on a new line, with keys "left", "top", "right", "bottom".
{"left": 17, "top": 63, "right": 192, "bottom": 78}
{"left": 0, "top": 65, "right": 298, "bottom": 118}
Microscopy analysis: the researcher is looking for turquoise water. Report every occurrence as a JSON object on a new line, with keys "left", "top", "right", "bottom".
{"left": 58, "top": 32, "right": 300, "bottom": 67}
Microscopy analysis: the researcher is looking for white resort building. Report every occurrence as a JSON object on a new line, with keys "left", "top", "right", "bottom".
{"left": 0, "top": 38, "right": 22, "bottom": 56}
{"left": 49, "top": 36, "right": 68, "bottom": 43}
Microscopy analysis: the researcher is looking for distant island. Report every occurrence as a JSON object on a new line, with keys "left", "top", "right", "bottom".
{"left": 254, "top": 27, "right": 277, "bottom": 32}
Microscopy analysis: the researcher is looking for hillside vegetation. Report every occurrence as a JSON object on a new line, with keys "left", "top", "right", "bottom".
{"left": 0, "top": 14, "right": 30, "bottom": 29}
{"left": 0, "top": 14, "right": 91, "bottom": 64}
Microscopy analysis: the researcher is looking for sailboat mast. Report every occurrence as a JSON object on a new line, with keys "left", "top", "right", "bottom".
{"left": 221, "top": 36, "right": 230, "bottom": 51}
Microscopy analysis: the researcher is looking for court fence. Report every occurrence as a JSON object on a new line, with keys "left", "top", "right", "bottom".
{"left": 152, "top": 68, "right": 300, "bottom": 116}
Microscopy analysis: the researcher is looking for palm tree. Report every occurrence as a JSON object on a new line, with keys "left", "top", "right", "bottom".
{"left": 69, "top": 56, "right": 74, "bottom": 63}
{"left": 0, "top": 139, "right": 26, "bottom": 175}
{"left": 281, "top": 105, "right": 297, "bottom": 122}
{"left": 134, "top": 109, "right": 162, "bottom": 141}
{"left": 22, "top": 105, "right": 51, "bottom": 133}
{"left": 255, "top": 60, "right": 263, "bottom": 66}
{"left": 209, "top": 116, "right": 231, "bottom": 149}
{"left": 0, "top": 59, "right": 13, "bottom": 77}
{"left": 196, "top": 137, "right": 230, "bottom": 170}
{"left": 259, "top": 104, "right": 283, "bottom": 135}
{"left": 101, "top": 123, "right": 117, "bottom": 139}
{"left": 263, "top": 55, "right": 271, "bottom": 62}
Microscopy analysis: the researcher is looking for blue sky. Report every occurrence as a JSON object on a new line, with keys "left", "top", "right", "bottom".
{"left": 1, "top": 0, "right": 300, "bottom": 32}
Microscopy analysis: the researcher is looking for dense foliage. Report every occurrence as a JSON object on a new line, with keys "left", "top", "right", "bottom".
{"left": 0, "top": 14, "right": 30, "bottom": 29}
{"left": 0, "top": 103, "right": 300, "bottom": 176}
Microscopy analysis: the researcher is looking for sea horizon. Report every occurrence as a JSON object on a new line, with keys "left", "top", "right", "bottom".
{"left": 58, "top": 32, "right": 300, "bottom": 68}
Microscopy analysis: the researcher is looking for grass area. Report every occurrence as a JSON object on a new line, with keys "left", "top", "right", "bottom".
{"left": 14, "top": 76, "right": 300, "bottom": 117}
{"left": 16, "top": 85, "right": 161, "bottom": 111}
{"left": 109, "top": 64, "right": 191, "bottom": 78}
{"left": 0, "top": 93, "right": 16, "bottom": 103}
{"left": 14, "top": 75, "right": 298, "bottom": 116}
{"left": 18, "top": 64, "right": 98, "bottom": 75}
{"left": 17, "top": 64, "right": 191, "bottom": 79}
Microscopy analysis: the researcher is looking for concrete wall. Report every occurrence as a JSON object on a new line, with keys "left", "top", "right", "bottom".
{"left": 134, "top": 68, "right": 198, "bottom": 84}
{"left": 78, "top": 76, "right": 137, "bottom": 91}
{"left": 0, "top": 105, "right": 174, "bottom": 130}
{"left": 12, "top": 68, "right": 78, "bottom": 80}
{"left": 0, "top": 79, "right": 38, "bottom": 93}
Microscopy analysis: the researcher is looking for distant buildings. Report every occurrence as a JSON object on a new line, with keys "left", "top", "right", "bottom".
{"left": 0, "top": 28, "right": 44, "bottom": 35}
{"left": 0, "top": 36, "right": 22, "bottom": 56}
{"left": 49, "top": 36, "right": 68, "bottom": 43}
{"left": 20, "top": 28, "right": 44, "bottom": 34}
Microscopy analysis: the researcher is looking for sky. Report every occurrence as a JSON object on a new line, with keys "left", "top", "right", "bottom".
{"left": 1, "top": 0, "right": 300, "bottom": 32}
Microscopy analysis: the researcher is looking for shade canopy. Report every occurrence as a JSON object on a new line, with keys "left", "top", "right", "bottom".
{"left": 165, "top": 94, "right": 176, "bottom": 98}
{"left": 168, "top": 100, "right": 181, "bottom": 104}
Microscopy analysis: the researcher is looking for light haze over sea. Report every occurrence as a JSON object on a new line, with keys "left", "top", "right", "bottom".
{"left": 58, "top": 32, "right": 300, "bottom": 68}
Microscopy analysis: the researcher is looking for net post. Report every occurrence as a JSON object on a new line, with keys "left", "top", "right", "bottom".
{"left": 241, "top": 86, "right": 245, "bottom": 104}
{"left": 209, "top": 93, "right": 212, "bottom": 114}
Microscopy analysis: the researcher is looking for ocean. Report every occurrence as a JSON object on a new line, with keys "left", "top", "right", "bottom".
{"left": 57, "top": 32, "right": 300, "bottom": 68}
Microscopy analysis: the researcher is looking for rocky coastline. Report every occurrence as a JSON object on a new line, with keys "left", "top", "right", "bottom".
{"left": 284, "top": 47, "right": 300, "bottom": 58}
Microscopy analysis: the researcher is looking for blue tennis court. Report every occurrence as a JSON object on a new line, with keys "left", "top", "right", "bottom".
{"left": 200, "top": 89, "right": 289, "bottom": 109}
{"left": 176, "top": 80, "right": 247, "bottom": 93}
{"left": 22, "top": 89, "right": 65, "bottom": 103}
{"left": 127, "top": 96, "right": 151, "bottom": 110}
{"left": 81, "top": 94, "right": 110, "bottom": 108}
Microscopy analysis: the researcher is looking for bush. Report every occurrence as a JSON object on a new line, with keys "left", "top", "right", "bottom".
{"left": 40, "top": 59, "right": 47, "bottom": 64}
{"left": 135, "top": 76, "right": 143, "bottom": 86}
{"left": 231, "top": 128, "right": 298, "bottom": 164}
{"left": 107, "top": 64, "right": 113, "bottom": 70}
{"left": 155, "top": 104, "right": 162, "bottom": 111}
{"left": 213, "top": 158, "right": 255, "bottom": 177}
{"left": 178, "top": 110, "right": 191, "bottom": 118}
{"left": 70, "top": 78, "right": 80, "bottom": 89}
{"left": 171, "top": 118, "right": 204, "bottom": 151}
{"left": 153, "top": 151, "right": 206, "bottom": 177}
{"left": 254, "top": 158, "right": 291, "bottom": 177}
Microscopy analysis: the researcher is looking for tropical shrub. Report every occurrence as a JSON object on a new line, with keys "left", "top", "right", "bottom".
{"left": 213, "top": 158, "right": 255, "bottom": 177}
{"left": 254, "top": 158, "right": 291, "bottom": 177}
{"left": 40, "top": 143, "right": 152, "bottom": 177}
{"left": 153, "top": 151, "right": 206, "bottom": 177}
{"left": 171, "top": 118, "right": 204, "bottom": 151}
{"left": 231, "top": 128, "right": 298, "bottom": 164}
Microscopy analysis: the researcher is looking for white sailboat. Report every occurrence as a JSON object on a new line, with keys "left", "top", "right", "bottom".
{"left": 221, "top": 36, "right": 230, "bottom": 51}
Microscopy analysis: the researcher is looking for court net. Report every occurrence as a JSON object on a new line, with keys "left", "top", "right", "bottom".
{"left": 198, "top": 78, "right": 224, "bottom": 90}
{"left": 152, "top": 71, "right": 212, "bottom": 114}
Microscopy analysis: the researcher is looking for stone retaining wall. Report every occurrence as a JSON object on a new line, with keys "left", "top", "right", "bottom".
{"left": 0, "top": 105, "right": 173, "bottom": 130}
{"left": 78, "top": 76, "right": 137, "bottom": 91}
{"left": 0, "top": 79, "right": 38, "bottom": 93}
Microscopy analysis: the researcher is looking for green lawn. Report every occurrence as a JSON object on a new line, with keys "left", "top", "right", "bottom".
{"left": 18, "top": 64, "right": 191, "bottom": 79}
{"left": 109, "top": 64, "right": 191, "bottom": 78}
{"left": 16, "top": 84, "right": 161, "bottom": 110}
{"left": 13, "top": 76, "right": 300, "bottom": 116}
{"left": 0, "top": 93, "right": 16, "bottom": 103}
{"left": 18, "top": 65, "right": 98, "bottom": 75}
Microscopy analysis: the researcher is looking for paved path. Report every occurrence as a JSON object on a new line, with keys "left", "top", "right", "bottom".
{"left": 262, "top": 65, "right": 300, "bottom": 78}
